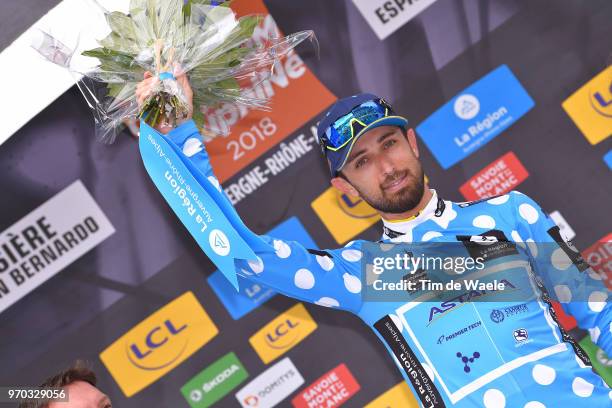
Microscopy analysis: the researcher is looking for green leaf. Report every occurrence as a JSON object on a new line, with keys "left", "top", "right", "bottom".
{"left": 192, "top": 107, "right": 205, "bottom": 130}
{"left": 237, "top": 15, "right": 260, "bottom": 38}
{"left": 129, "top": 0, "right": 147, "bottom": 16}
{"left": 82, "top": 47, "right": 134, "bottom": 67}
{"left": 106, "top": 11, "right": 137, "bottom": 41}
{"left": 214, "top": 77, "right": 240, "bottom": 90}
{"left": 107, "top": 83, "right": 124, "bottom": 99}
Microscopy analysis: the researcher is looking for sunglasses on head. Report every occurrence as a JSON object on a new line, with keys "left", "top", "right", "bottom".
{"left": 319, "top": 98, "right": 395, "bottom": 154}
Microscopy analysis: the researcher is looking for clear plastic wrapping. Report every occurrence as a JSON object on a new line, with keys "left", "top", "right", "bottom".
{"left": 31, "top": 0, "right": 314, "bottom": 143}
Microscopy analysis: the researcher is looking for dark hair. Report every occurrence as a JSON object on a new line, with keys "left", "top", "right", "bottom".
{"left": 17, "top": 360, "right": 97, "bottom": 408}
{"left": 333, "top": 126, "right": 410, "bottom": 180}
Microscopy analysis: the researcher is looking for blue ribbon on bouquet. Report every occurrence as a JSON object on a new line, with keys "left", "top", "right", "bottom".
{"left": 139, "top": 121, "right": 270, "bottom": 291}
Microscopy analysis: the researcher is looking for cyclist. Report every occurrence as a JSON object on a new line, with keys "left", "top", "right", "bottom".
{"left": 137, "top": 74, "right": 611, "bottom": 407}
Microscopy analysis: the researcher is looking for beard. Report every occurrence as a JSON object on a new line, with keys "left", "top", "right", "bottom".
{"left": 357, "top": 166, "right": 426, "bottom": 214}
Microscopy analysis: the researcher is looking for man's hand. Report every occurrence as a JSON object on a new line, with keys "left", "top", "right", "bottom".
{"left": 135, "top": 66, "right": 194, "bottom": 135}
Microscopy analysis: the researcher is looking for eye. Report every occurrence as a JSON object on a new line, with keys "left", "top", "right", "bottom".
{"left": 355, "top": 157, "right": 368, "bottom": 169}
{"left": 383, "top": 138, "right": 397, "bottom": 149}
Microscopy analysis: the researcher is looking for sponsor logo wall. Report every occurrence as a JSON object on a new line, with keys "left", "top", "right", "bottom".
{"left": 2, "top": 0, "right": 611, "bottom": 407}
{"left": 0, "top": 180, "right": 114, "bottom": 314}
{"left": 204, "top": 0, "right": 337, "bottom": 183}
{"left": 562, "top": 65, "right": 611, "bottom": 145}
{"left": 352, "top": 0, "right": 438, "bottom": 40}
{"left": 416, "top": 65, "right": 535, "bottom": 169}
{"left": 99, "top": 292, "right": 219, "bottom": 397}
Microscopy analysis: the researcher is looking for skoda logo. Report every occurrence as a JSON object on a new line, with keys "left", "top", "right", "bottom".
{"left": 490, "top": 309, "right": 505, "bottom": 323}
{"left": 209, "top": 229, "right": 230, "bottom": 256}
{"left": 454, "top": 94, "right": 480, "bottom": 120}
{"left": 190, "top": 390, "right": 202, "bottom": 402}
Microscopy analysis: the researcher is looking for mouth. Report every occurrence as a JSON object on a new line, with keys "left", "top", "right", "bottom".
{"left": 382, "top": 172, "right": 409, "bottom": 193}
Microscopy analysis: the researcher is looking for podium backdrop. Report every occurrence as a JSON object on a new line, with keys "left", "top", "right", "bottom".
{"left": 1, "top": 0, "right": 610, "bottom": 407}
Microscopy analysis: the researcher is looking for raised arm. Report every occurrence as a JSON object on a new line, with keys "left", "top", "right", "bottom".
{"left": 162, "top": 119, "right": 364, "bottom": 314}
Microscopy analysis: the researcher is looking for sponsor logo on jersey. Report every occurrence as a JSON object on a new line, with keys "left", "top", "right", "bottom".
{"left": 235, "top": 358, "right": 304, "bottom": 408}
{"left": 489, "top": 303, "right": 529, "bottom": 324}
{"left": 459, "top": 152, "right": 529, "bottom": 201}
{"left": 291, "top": 363, "right": 360, "bottom": 408}
{"left": 513, "top": 328, "right": 530, "bottom": 344}
{"left": 490, "top": 309, "right": 505, "bottom": 323}
{"left": 249, "top": 303, "right": 317, "bottom": 364}
{"left": 311, "top": 187, "right": 379, "bottom": 244}
{"left": 427, "top": 279, "right": 516, "bottom": 323}
{"left": 207, "top": 217, "right": 317, "bottom": 320}
{"left": 457, "top": 229, "right": 518, "bottom": 262}
{"left": 180, "top": 352, "right": 248, "bottom": 408}
{"left": 100, "top": 292, "right": 218, "bottom": 397}
{"left": 456, "top": 351, "right": 480, "bottom": 373}
{"left": 562, "top": 65, "right": 611, "bottom": 145}
{"left": 373, "top": 316, "right": 445, "bottom": 407}
{"left": 437, "top": 321, "right": 482, "bottom": 345}
{"left": 417, "top": 65, "right": 535, "bottom": 169}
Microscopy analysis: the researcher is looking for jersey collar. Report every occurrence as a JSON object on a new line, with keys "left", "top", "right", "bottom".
{"left": 381, "top": 189, "right": 443, "bottom": 239}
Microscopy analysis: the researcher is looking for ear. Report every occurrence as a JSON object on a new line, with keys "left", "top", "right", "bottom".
{"left": 406, "top": 128, "right": 419, "bottom": 158}
{"left": 331, "top": 175, "right": 360, "bottom": 198}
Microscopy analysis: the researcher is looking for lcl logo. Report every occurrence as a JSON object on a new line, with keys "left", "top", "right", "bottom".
{"left": 265, "top": 319, "right": 300, "bottom": 349}
{"left": 337, "top": 192, "right": 377, "bottom": 219}
{"left": 127, "top": 319, "right": 188, "bottom": 370}
{"left": 591, "top": 81, "right": 612, "bottom": 117}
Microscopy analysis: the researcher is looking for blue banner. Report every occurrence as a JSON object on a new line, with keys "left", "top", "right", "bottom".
{"left": 417, "top": 65, "right": 535, "bottom": 169}
{"left": 139, "top": 122, "right": 265, "bottom": 290}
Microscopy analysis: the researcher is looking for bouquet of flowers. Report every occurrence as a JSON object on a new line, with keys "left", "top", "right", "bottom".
{"left": 32, "top": 0, "right": 314, "bottom": 142}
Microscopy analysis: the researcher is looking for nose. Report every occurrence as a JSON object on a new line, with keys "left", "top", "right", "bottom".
{"left": 377, "top": 154, "right": 396, "bottom": 177}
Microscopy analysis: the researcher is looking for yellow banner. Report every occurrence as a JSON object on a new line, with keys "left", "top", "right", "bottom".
{"left": 249, "top": 303, "right": 317, "bottom": 364}
{"left": 311, "top": 187, "right": 379, "bottom": 244}
{"left": 99, "top": 292, "right": 218, "bottom": 397}
{"left": 365, "top": 381, "right": 419, "bottom": 408}
{"left": 562, "top": 65, "right": 612, "bottom": 145}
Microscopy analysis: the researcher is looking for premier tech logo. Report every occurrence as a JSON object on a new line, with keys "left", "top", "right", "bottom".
{"left": 100, "top": 292, "right": 218, "bottom": 397}
{"left": 562, "top": 65, "right": 612, "bottom": 145}
{"left": 311, "top": 187, "right": 379, "bottom": 244}
{"left": 249, "top": 303, "right": 317, "bottom": 364}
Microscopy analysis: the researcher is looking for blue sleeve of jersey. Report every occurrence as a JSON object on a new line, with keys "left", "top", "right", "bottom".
{"left": 166, "top": 119, "right": 220, "bottom": 188}
{"left": 165, "top": 120, "right": 364, "bottom": 314}
{"left": 510, "top": 190, "right": 611, "bottom": 355}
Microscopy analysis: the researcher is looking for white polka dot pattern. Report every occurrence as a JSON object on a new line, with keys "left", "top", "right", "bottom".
{"left": 294, "top": 268, "right": 315, "bottom": 289}
{"left": 342, "top": 249, "right": 362, "bottom": 262}
{"left": 572, "top": 377, "right": 594, "bottom": 397}
{"left": 473, "top": 215, "right": 496, "bottom": 229}
{"left": 519, "top": 203, "right": 539, "bottom": 224}
{"left": 483, "top": 389, "right": 505, "bottom": 408}
{"left": 532, "top": 364, "right": 556, "bottom": 385}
